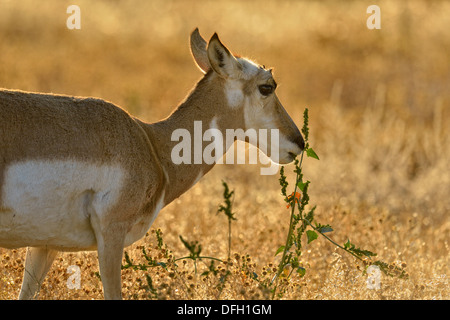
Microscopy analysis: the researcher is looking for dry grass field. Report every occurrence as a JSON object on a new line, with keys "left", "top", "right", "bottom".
{"left": 0, "top": 0, "right": 448, "bottom": 300}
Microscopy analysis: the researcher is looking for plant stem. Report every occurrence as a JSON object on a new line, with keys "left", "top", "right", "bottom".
{"left": 174, "top": 256, "right": 224, "bottom": 263}
{"left": 302, "top": 219, "right": 366, "bottom": 263}
{"left": 228, "top": 218, "right": 232, "bottom": 262}
{"left": 272, "top": 151, "right": 304, "bottom": 298}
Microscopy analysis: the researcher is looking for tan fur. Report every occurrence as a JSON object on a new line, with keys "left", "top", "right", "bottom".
{"left": 0, "top": 29, "right": 303, "bottom": 299}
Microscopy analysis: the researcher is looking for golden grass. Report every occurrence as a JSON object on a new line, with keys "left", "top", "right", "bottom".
{"left": 0, "top": 0, "right": 448, "bottom": 300}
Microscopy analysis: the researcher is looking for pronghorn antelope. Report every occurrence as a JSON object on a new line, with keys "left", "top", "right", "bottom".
{"left": 0, "top": 29, "right": 304, "bottom": 299}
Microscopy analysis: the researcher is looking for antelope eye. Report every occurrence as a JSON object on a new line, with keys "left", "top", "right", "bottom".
{"left": 258, "top": 84, "right": 274, "bottom": 96}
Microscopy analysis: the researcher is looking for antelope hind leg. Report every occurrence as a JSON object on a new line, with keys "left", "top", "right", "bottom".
{"left": 18, "top": 247, "right": 58, "bottom": 300}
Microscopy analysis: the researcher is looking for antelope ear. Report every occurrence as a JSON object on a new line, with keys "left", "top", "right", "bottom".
{"left": 207, "top": 33, "right": 240, "bottom": 78}
{"left": 190, "top": 28, "right": 210, "bottom": 74}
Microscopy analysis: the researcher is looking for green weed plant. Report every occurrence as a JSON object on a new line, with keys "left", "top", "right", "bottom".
{"left": 122, "top": 108, "right": 408, "bottom": 299}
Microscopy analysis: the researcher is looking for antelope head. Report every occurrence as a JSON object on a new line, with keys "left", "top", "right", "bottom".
{"left": 190, "top": 29, "right": 304, "bottom": 165}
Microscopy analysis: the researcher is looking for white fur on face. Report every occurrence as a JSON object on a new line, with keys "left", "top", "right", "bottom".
{"left": 222, "top": 56, "right": 300, "bottom": 165}
{"left": 223, "top": 57, "right": 263, "bottom": 109}
{"left": 224, "top": 79, "right": 244, "bottom": 108}
{"left": 242, "top": 87, "right": 300, "bottom": 164}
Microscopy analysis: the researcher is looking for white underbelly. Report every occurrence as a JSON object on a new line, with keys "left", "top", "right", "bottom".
{"left": 0, "top": 160, "right": 125, "bottom": 250}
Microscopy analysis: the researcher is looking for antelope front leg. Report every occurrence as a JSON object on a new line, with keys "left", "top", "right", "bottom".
{"left": 19, "top": 247, "right": 58, "bottom": 300}
{"left": 90, "top": 210, "right": 127, "bottom": 300}
{"left": 96, "top": 235, "right": 125, "bottom": 300}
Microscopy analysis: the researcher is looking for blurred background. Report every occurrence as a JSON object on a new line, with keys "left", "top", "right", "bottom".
{"left": 0, "top": 0, "right": 448, "bottom": 299}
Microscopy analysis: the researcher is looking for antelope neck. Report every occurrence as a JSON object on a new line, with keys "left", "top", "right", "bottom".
{"left": 140, "top": 74, "right": 244, "bottom": 206}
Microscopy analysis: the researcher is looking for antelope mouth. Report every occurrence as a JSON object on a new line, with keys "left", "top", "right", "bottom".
{"left": 287, "top": 151, "right": 298, "bottom": 162}
{"left": 276, "top": 151, "right": 299, "bottom": 164}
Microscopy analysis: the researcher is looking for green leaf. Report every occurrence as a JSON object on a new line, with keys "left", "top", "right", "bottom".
{"left": 306, "top": 148, "right": 319, "bottom": 160}
{"left": 297, "top": 179, "right": 310, "bottom": 192}
{"left": 344, "top": 239, "right": 353, "bottom": 249}
{"left": 354, "top": 248, "right": 377, "bottom": 258}
{"left": 315, "top": 223, "right": 333, "bottom": 234}
{"left": 157, "top": 262, "right": 167, "bottom": 269}
{"left": 320, "top": 226, "right": 333, "bottom": 233}
{"left": 344, "top": 239, "right": 377, "bottom": 258}
{"left": 306, "top": 230, "right": 318, "bottom": 244}
{"left": 275, "top": 245, "right": 285, "bottom": 256}
{"left": 297, "top": 267, "right": 306, "bottom": 277}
